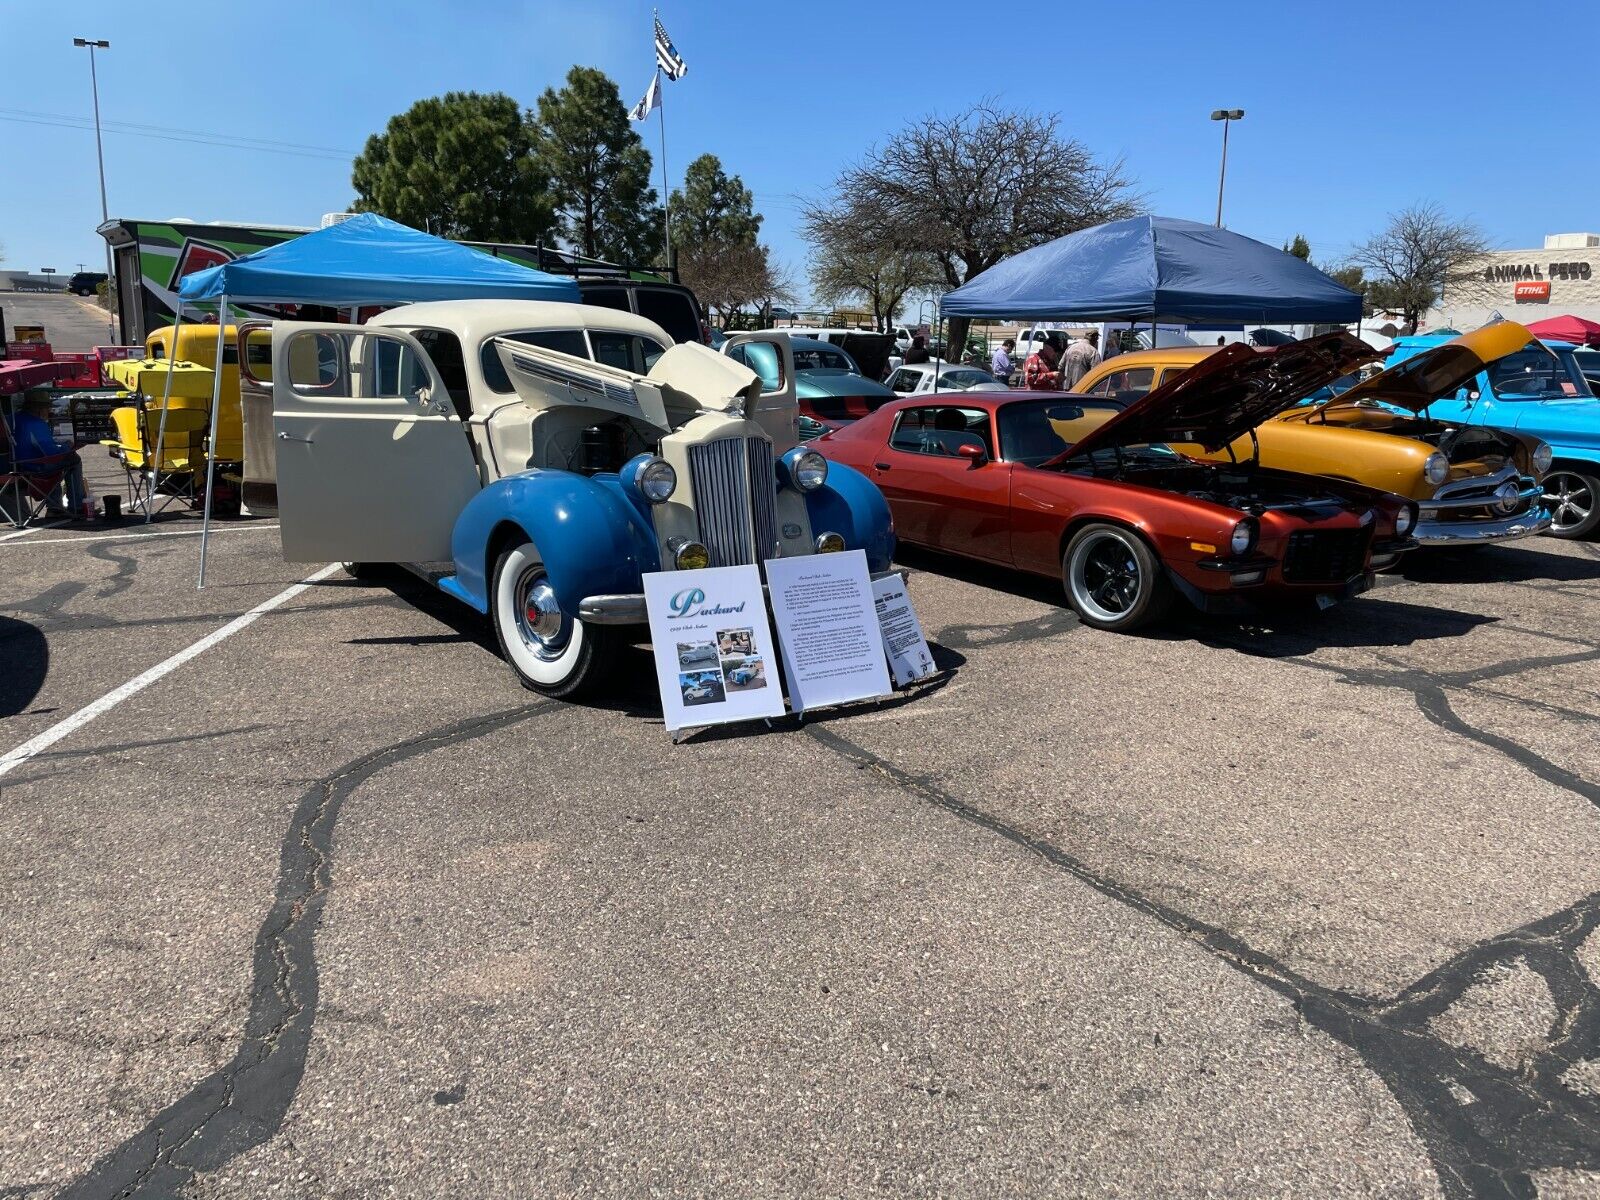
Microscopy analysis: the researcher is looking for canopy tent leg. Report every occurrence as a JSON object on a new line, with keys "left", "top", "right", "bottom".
{"left": 146, "top": 305, "right": 184, "bottom": 522}
{"left": 196, "top": 296, "right": 228, "bottom": 590}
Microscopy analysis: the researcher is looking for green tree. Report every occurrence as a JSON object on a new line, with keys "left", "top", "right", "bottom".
{"left": 1284, "top": 234, "right": 1311, "bottom": 261}
{"left": 1323, "top": 264, "right": 1372, "bottom": 316}
{"left": 533, "top": 67, "right": 662, "bottom": 265}
{"left": 351, "top": 91, "right": 554, "bottom": 243}
{"left": 670, "top": 154, "right": 785, "bottom": 323}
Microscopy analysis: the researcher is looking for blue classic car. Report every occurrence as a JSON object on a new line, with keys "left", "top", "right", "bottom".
{"left": 264, "top": 302, "right": 895, "bottom": 698}
{"left": 1385, "top": 334, "right": 1600, "bottom": 538}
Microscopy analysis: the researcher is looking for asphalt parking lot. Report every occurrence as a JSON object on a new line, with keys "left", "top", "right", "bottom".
{"left": 4, "top": 456, "right": 1600, "bottom": 1199}
{"left": 1, "top": 291, "right": 117, "bottom": 353}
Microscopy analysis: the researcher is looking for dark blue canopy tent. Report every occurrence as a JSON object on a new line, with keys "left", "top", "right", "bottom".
{"left": 942, "top": 215, "right": 1362, "bottom": 324}
{"left": 165, "top": 213, "right": 580, "bottom": 585}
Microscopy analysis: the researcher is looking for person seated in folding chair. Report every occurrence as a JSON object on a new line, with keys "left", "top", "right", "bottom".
{"left": 4, "top": 395, "right": 87, "bottom": 520}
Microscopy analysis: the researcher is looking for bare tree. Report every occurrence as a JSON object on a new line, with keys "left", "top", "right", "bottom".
{"left": 820, "top": 100, "right": 1141, "bottom": 351}
{"left": 802, "top": 199, "right": 938, "bottom": 330}
{"left": 679, "top": 239, "right": 792, "bottom": 329}
{"left": 1350, "top": 203, "right": 1488, "bottom": 333}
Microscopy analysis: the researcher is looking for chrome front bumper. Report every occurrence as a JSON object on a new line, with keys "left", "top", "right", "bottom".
{"left": 579, "top": 568, "right": 909, "bottom": 626}
{"left": 1413, "top": 504, "right": 1552, "bottom": 545}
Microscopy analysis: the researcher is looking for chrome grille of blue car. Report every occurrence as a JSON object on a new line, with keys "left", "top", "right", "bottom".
{"left": 688, "top": 435, "right": 779, "bottom": 567}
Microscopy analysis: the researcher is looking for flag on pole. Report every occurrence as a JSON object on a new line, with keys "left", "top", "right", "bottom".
{"left": 628, "top": 71, "right": 661, "bottom": 122}
{"left": 654, "top": 14, "right": 687, "bottom": 80}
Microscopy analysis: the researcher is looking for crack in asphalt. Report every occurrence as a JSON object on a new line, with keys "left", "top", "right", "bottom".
{"left": 804, "top": 719, "right": 1600, "bottom": 1199}
{"left": 55, "top": 703, "right": 548, "bottom": 1200}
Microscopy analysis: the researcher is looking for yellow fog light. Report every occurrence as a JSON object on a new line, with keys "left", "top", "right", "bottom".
{"left": 815, "top": 531, "right": 846, "bottom": 553}
{"left": 671, "top": 538, "right": 710, "bottom": 570}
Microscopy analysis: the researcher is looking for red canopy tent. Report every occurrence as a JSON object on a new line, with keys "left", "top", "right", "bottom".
{"left": 1524, "top": 314, "right": 1600, "bottom": 347}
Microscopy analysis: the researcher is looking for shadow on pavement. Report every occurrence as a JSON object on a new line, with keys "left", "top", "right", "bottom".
{"left": 1396, "top": 540, "right": 1600, "bottom": 585}
{"left": 1186, "top": 596, "right": 1497, "bottom": 659}
{"left": 0, "top": 616, "right": 48, "bottom": 718}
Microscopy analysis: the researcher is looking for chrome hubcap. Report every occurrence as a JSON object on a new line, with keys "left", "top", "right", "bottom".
{"left": 514, "top": 572, "right": 570, "bottom": 661}
{"left": 1543, "top": 473, "right": 1594, "bottom": 531}
{"left": 1072, "top": 534, "right": 1141, "bottom": 620}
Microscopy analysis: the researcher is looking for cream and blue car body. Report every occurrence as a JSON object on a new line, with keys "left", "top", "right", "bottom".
{"left": 267, "top": 300, "right": 893, "bottom": 697}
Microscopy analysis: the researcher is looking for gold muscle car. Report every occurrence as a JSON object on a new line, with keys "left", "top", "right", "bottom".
{"left": 1073, "top": 325, "right": 1553, "bottom": 546}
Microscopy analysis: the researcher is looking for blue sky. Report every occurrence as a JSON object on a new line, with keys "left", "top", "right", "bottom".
{"left": 3, "top": 0, "right": 1592, "bottom": 303}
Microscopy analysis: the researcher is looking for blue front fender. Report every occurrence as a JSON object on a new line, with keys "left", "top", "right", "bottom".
{"left": 445, "top": 471, "right": 660, "bottom": 617}
{"left": 805, "top": 462, "right": 896, "bottom": 571}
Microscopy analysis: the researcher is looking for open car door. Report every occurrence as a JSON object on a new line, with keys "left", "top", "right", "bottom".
{"left": 272, "top": 322, "right": 480, "bottom": 563}
{"left": 722, "top": 331, "right": 799, "bottom": 451}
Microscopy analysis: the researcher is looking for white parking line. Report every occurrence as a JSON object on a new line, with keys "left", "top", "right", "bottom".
{"left": 0, "top": 520, "right": 69, "bottom": 544}
{"left": 0, "top": 523, "right": 279, "bottom": 548}
{"left": 0, "top": 563, "right": 339, "bottom": 779}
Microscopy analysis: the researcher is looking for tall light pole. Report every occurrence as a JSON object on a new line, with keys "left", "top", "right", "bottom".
{"left": 1210, "top": 108, "right": 1243, "bottom": 228}
{"left": 73, "top": 37, "right": 116, "bottom": 342}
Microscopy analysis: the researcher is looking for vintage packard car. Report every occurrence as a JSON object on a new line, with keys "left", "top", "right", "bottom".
{"left": 260, "top": 301, "right": 894, "bottom": 697}
{"left": 1073, "top": 324, "right": 1555, "bottom": 546}
{"left": 814, "top": 332, "right": 1417, "bottom": 632}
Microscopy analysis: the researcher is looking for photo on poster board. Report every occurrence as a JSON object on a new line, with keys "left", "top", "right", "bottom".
{"left": 643, "top": 565, "right": 787, "bottom": 733}
{"left": 764, "top": 549, "right": 892, "bottom": 714}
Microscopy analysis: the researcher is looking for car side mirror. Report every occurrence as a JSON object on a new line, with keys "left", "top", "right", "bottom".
{"left": 956, "top": 442, "right": 988, "bottom": 467}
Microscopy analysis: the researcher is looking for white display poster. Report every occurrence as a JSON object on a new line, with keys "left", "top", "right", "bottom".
{"left": 764, "top": 550, "right": 892, "bottom": 714}
{"left": 872, "top": 574, "right": 935, "bottom": 687}
{"left": 643, "top": 565, "right": 787, "bottom": 734}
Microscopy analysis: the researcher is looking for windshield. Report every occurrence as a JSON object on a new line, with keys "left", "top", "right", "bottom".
{"left": 1488, "top": 342, "right": 1595, "bottom": 400}
{"left": 997, "top": 398, "right": 1126, "bottom": 466}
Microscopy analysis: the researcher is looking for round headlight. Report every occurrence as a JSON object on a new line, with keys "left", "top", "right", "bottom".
{"left": 1423, "top": 452, "right": 1450, "bottom": 487}
{"left": 1533, "top": 441, "right": 1554, "bottom": 474}
{"left": 1229, "top": 519, "right": 1256, "bottom": 556}
{"left": 792, "top": 449, "right": 828, "bottom": 492}
{"left": 815, "top": 531, "right": 846, "bottom": 553}
{"left": 671, "top": 538, "right": 710, "bottom": 570}
{"left": 639, "top": 457, "right": 677, "bottom": 503}
{"left": 1395, "top": 503, "right": 1417, "bottom": 535}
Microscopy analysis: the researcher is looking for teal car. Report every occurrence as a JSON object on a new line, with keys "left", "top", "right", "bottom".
{"left": 726, "top": 336, "right": 897, "bottom": 438}
{"left": 1385, "top": 335, "right": 1600, "bottom": 538}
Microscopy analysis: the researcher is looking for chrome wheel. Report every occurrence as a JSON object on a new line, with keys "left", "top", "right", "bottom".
{"left": 1072, "top": 534, "right": 1141, "bottom": 621}
{"left": 514, "top": 571, "right": 571, "bottom": 662}
{"left": 1543, "top": 470, "right": 1599, "bottom": 538}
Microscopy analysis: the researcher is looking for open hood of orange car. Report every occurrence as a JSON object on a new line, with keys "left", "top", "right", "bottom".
{"left": 1314, "top": 321, "right": 1537, "bottom": 414}
{"left": 1054, "top": 331, "right": 1379, "bottom": 462}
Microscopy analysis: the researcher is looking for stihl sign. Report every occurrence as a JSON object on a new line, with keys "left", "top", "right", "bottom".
{"left": 1514, "top": 281, "right": 1551, "bottom": 302}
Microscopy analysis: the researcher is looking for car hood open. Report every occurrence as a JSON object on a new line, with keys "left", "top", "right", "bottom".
{"left": 1053, "top": 331, "right": 1379, "bottom": 462}
{"left": 1310, "top": 320, "right": 1537, "bottom": 414}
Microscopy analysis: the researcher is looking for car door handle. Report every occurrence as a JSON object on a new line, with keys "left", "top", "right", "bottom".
{"left": 277, "top": 431, "right": 314, "bottom": 444}
{"left": 874, "top": 462, "right": 891, "bottom": 471}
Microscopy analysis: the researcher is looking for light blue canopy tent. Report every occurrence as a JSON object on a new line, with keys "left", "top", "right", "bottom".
{"left": 159, "top": 213, "right": 580, "bottom": 585}
{"left": 942, "top": 215, "right": 1362, "bottom": 325}
{"left": 177, "top": 212, "right": 580, "bottom": 305}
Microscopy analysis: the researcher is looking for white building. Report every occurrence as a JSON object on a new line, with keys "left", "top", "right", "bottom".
{"left": 1429, "top": 232, "right": 1600, "bottom": 331}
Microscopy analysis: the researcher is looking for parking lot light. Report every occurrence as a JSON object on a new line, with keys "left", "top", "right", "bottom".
{"left": 1209, "top": 108, "right": 1244, "bottom": 228}
{"left": 72, "top": 37, "right": 116, "bottom": 342}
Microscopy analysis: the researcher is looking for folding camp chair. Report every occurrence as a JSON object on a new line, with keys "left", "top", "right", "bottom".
{"left": 100, "top": 403, "right": 207, "bottom": 517}
{"left": 0, "top": 405, "right": 77, "bottom": 529}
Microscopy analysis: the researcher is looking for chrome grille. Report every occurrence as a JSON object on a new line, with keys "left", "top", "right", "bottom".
{"left": 688, "top": 435, "right": 777, "bottom": 567}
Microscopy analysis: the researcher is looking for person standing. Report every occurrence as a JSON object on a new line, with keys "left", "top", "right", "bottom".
{"left": 1023, "top": 334, "right": 1064, "bottom": 390}
{"left": 903, "top": 334, "right": 931, "bottom": 365}
{"left": 990, "top": 338, "right": 1015, "bottom": 384}
{"left": 1062, "top": 330, "right": 1103, "bottom": 390}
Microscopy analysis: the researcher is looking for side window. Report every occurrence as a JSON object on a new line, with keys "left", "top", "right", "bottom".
{"left": 736, "top": 340, "right": 785, "bottom": 392}
{"left": 480, "top": 329, "right": 589, "bottom": 394}
{"left": 365, "top": 336, "right": 433, "bottom": 398}
{"left": 1158, "top": 366, "right": 1189, "bottom": 387}
{"left": 591, "top": 331, "right": 667, "bottom": 374}
{"left": 582, "top": 286, "right": 631, "bottom": 314}
{"left": 889, "top": 406, "right": 991, "bottom": 457}
{"left": 726, "top": 344, "right": 748, "bottom": 367}
{"left": 1093, "top": 368, "right": 1155, "bottom": 402}
{"left": 283, "top": 331, "right": 432, "bottom": 399}
{"left": 888, "top": 369, "right": 920, "bottom": 393}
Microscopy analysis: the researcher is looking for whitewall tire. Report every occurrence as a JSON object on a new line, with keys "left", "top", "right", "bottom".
{"left": 490, "top": 540, "right": 614, "bottom": 698}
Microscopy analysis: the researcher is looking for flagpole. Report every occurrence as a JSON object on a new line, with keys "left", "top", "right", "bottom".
{"left": 655, "top": 70, "right": 671, "bottom": 271}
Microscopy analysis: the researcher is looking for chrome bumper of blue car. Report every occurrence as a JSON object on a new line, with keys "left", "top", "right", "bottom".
{"left": 579, "top": 568, "right": 909, "bottom": 626}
